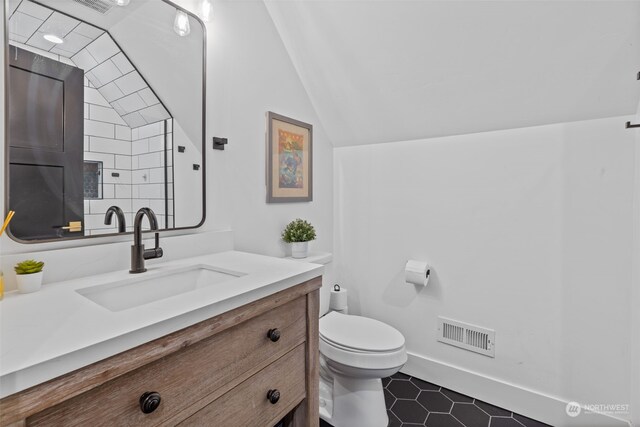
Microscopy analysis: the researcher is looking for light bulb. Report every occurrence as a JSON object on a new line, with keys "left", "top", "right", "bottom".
{"left": 114, "top": 0, "right": 130, "bottom": 6}
{"left": 43, "top": 34, "right": 64, "bottom": 44}
{"left": 174, "top": 10, "right": 190, "bottom": 37}
{"left": 200, "top": 0, "right": 212, "bottom": 22}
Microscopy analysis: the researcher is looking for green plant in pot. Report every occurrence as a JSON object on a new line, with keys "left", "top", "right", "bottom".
{"left": 14, "top": 259, "right": 45, "bottom": 294}
{"left": 282, "top": 219, "right": 316, "bottom": 259}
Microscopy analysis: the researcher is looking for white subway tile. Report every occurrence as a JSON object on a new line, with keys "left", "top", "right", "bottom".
{"left": 84, "top": 151, "right": 115, "bottom": 169}
{"left": 114, "top": 71, "right": 146, "bottom": 96}
{"left": 72, "top": 48, "right": 98, "bottom": 71}
{"left": 115, "top": 155, "right": 131, "bottom": 170}
{"left": 132, "top": 169, "right": 150, "bottom": 184}
{"left": 102, "top": 184, "right": 115, "bottom": 199}
{"left": 138, "top": 122, "right": 162, "bottom": 139}
{"left": 123, "top": 112, "right": 146, "bottom": 128}
{"left": 115, "top": 125, "right": 132, "bottom": 141}
{"left": 86, "top": 33, "right": 119, "bottom": 63}
{"left": 99, "top": 81, "right": 125, "bottom": 103}
{"left": 111, "top": 52, "right": 134, "bottom": 75}
{"left": 138, "top": 88, "right": 159, "bottom": 106}
{"left": 118, "top": 92, "right": 146, "bottom": 113}
{"left": 84, "top": 87, "right": 110, "bottom": 107}
{"left": 85, "top": 119, "right": 114, "bottom": 138}
{"left": 149, "top": 168, "right": 165, "bottom": 183}
{"left": 91, "top": 59, "right": 123, "bottom": 87}
{"left": 132, "top": 138, "right": 149, "bottom": 155}
{"left": 138, "top": 152, "right": 163, "bottom": 169}
{"left": 148, "top": 135, "right": 164, "bottom": 152}
{"left": 115, "top": 184, "right": 132, "bottom": 199}
{"left": 138, "top": 184, "right": 165, "bottom": 199}
{"left": 75, "top": 23, "right": 103, "bottom": 40}
{"left": 89, "top": 105, "right": 126, "bottom": 126}
{"left": 103, "top": 169, "right": 132, "bottom": 184}
{"left": 89, "top": 137, "right": 130, "bottom": 155}
{"left": 139, "top": 104, "right": 170, "bottom": 124}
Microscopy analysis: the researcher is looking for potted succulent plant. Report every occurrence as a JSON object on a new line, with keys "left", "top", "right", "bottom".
{"left": 282, "top": 218, "right": 317, "bottom": 259}
{"left": 14, "top": 259, "right": 45, "bottom": 294}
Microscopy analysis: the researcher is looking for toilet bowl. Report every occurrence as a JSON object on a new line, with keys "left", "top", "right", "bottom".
{"left": 318, "top": 311, "right": 407, "bottom": 427}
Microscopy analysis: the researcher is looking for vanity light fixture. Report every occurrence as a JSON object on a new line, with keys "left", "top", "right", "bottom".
{"left": 113, "top": 0, "right": 131, "bottom": 6}
{"left": 200, "top": 0, "right": 212, "bottom": 22}
{"left": 43, "top": 34, "right": 64, "bottom": 44}
{"left": 174, "top": 10, "right": 191, "bottom": 36}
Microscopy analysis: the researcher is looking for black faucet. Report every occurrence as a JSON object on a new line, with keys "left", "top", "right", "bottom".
{"left": 130, "top": 208, "right": 163, "bottom": 274}
{"left": 104, "top": 206, "right": 126, "bottom": 233}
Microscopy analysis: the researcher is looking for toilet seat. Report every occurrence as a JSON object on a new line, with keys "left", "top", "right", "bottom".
{"left": 319, "top": 312, "right": 407, "bottom": 371}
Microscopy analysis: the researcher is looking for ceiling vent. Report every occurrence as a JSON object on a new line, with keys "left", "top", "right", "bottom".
{"left": 437, "top": 317, "right": 495, "bottom": 358}
{"left": 70, "top": 0, "right": 113, "bottom": 15}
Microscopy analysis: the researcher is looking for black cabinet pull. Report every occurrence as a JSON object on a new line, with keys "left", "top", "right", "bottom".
{"left": 140, "top": 391, "right": 161, "bottom": 414}
{"left": 267, "top": 328, "right": 281, "bottom": 342}
{"left": 267, "top": 389, "right": 280, "bottom": 404}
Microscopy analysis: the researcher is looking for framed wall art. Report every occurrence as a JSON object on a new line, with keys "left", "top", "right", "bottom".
{"left": 266, "top": 112, "right": 313, "bottom": 203}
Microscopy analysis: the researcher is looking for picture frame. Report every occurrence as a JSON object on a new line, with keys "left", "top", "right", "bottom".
{"left": 266, "top": 112, "right": 313, "bottom": 203}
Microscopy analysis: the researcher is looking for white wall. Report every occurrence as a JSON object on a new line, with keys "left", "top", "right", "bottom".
{"left": 334, "top": 116, "right": 635, "bottom": 426}
{"left": 202, "top": 0, "right": 335, "bottom": 310}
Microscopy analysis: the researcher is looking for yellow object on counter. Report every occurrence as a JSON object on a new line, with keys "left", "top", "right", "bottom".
{"left": 0, "top": 271, "right": 4, "bottom": 300}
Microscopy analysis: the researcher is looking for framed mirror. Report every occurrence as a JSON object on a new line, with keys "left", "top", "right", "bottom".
{"left": 4, "top": 0, "right": 206, "bottom": 242}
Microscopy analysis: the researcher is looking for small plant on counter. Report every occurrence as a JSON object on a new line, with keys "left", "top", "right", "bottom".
{"left": 282, "top": 219, "right": 317, "bottom": 243}
{"left": 14, "top": 259, "right": 45, "bottom": 275}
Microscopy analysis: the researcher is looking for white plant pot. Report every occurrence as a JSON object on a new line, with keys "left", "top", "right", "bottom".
{"left": 16, "top": 272, "right": 43, "bottom": 294}
{"left": 291, "top": 241, "right": 309, "bottom": 259}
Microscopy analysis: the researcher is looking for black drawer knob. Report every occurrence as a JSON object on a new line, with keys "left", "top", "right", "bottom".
{"left": 267, "top": 389, "right": 280, "bottom": 404}
{"left": 140, "top": 391, "right": 161, "bottom": 414}
{"left": 267, "top": 328, "right": 281, "bottom": 342}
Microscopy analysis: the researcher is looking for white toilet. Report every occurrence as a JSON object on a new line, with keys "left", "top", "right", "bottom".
{"left": 318, "top": 300, "right": 407, "bottom": 426}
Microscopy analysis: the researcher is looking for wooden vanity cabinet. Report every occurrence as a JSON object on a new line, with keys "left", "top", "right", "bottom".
{"left": 0, "top": 277, "right": 321, "bottom": 427}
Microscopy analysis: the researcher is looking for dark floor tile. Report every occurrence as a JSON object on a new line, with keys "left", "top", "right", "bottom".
{"left": 383, "top": 376, "right": 392, "bottom": 387}
{"left": 512, "top": 414, "right": 552, "bottom": 427}
{"left": 490, "top": 417, "right": 526, "bottom": 427}
{"left": 442, "top": 388, "right": 474, "bottom": 403}
{"left": 425, "top": 413, "right": 466, "bottom": 427}
{"left": 319, "top": 419, "right": 332, "bottom": 427}
{"left": 384, "top": 388, "right": 397, "bottom": 407}
{"left": 475, "top": 400, "right": 512, "bottom": 417}
{"left": 387, "top": 378, "right": 421, "bottom": 399}
{"left": 402, "top": 424, "right": 424, "bottom": 426}
{"left": 417, "top": 390, "right": 453, "bottom": 413}
{"left": 451, "top": 402, "right": 490, "bottom": 427}
{"left": 387, "top": 410, "right": 402, "bottom": 427}
{"left": 393, "top": 372, "right": 412, "bottom": 380}
{"left": 391, "top": 399, "right": 429, "bottom": 424}
{"left": 410, "top": 376, "right": 441, "bottom": 391}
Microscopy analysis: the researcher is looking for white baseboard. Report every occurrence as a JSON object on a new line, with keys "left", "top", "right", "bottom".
{"left": 402, "top": 352, "right": 633, "bottom": 427}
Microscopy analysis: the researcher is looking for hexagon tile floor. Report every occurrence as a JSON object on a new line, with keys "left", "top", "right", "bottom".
{"left": 319, "top": 372, "right": 551, "bottom": 427}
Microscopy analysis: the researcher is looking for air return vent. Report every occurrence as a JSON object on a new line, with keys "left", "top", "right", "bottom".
{"left": 71, "top": 0, "right": 113, "bottom": 14}
{"left": 437, "top": 317, "right": 495, "bottom": 357}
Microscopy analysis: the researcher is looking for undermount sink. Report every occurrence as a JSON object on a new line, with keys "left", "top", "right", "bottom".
{"left": 76, "top": 264, "right": 245, "bottom": 312}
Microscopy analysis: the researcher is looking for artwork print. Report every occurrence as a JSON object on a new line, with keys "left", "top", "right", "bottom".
{"left": 267, "top": 112, "right": 313, "bottom": 203}
{"left": 278, "top": 129, "right": 304, "bottom": 189}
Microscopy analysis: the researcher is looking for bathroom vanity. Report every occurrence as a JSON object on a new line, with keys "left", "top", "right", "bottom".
{"left": 0, "top": 252, "right": 321, "bottom": 427}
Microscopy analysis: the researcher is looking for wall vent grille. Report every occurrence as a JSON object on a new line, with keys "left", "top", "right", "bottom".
{"left": 70, "top": 0, "right": 113, "bottom": 14}
{"left": 437, "top": 317, "right": 495, "bottom": 357}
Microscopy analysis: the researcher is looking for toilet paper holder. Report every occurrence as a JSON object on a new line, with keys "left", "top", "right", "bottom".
{"left": 405, "top": 260, "right": 431, "bottom": 286}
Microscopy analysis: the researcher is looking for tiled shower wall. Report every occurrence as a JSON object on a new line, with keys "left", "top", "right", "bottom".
{"left": 131, "top": 121, "right": 174, "bottom": 229}
{"left": 83, "top": 77, "right": 135, "bottom": 235}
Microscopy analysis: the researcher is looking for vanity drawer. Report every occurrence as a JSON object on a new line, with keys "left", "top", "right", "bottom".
{"left": 178, "top": 344, "right": 306, "bottom": 427}
{"left": 27, "top": 296, "right": 307, "bottom": 427}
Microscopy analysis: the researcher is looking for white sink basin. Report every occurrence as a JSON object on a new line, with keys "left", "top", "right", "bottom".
{"left": 76, "top": 264, "right": 245, "bottom": 312}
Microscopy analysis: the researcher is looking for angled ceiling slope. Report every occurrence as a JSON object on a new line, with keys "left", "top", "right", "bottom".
{"left": 265, "top": 0, "right": 640, "bottom": 147}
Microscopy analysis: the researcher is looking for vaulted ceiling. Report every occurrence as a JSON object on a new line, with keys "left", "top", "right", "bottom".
{"left": 264, "top": 0, "right": 640, "bottom": 146}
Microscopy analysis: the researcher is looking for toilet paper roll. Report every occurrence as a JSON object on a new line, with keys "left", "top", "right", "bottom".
{"left": 405, "top": 260, "right": 431, "bottom": 286}
{"left": 330, "top": 284, "right": 348, "bottom": 311}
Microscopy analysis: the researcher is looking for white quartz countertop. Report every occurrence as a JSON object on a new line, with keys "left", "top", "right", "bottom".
{"left": 0, "top": 251, "right": 323, "bottom": 398}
